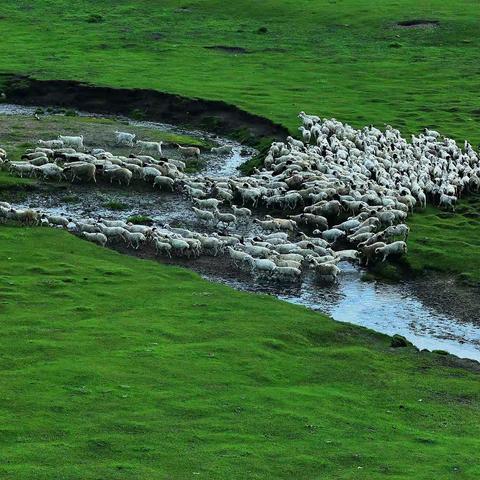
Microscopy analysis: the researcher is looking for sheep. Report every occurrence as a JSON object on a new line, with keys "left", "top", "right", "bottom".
{"left": 176, "top": 144, "right": 200, "bottom": 159}
{"left": 360, "top": 242, "right": 386, "bottom": 266}
{"left": 58, "top": 135, "right": 84, "bottom": 150}
{"left": 136, "top": 140, "right": 163, "bottom": 156}
{"left": 194, "top": 198, "right": 222, "bottom": 210}
{"left": 83, "top": 232, "right": 107, "bottom": 247}
{"left": 153, "top": 175, "right": 175, "bottom": 191}
{"left": 154, "top": 239, "right": 172, "bottom": 257}
{"left": 215, "top": 210, "right": 236, "bottom": 227}
{"left": 114, "top": 131, "right": 136, "bottom": 146}
{"left": 334, "top": 249, "right": 360, "bottom": 263}
{"left": 227, "top": 247, "right": 252, "bottom": 268}
{"left": 122, "top": 231, "right": 146, "bottom": 249}
{"left": 383, "top": 224, "right": 410, "bottom": 241}
{"left": 169, "top": 238, "right": 190, "bottom": 256}
{"left": 251, "top": 258, "right": 277, "bottom": 274}
{"left": 192, "top": 206, "right": 215, "bottom": 223}
{"left": 105, "top": 167, "right": 133, "bottom": 186}
{"left": 308, "top": 259, "right": 340, "bottom": 280}
{"left": 8, "top": 162, "right": 36, "bottom": 178}
{"left": 211, "top": 145, "right": 233, "bottom": 155}
{"left": 231, "top": 204, "right": 252, "bottom": 219}
{"left": 63, "top": 163, "right": 96, "bottom": 183}
{"left": 321, "top": 228, "right": 345, "bottom": 243}
{"left": 274, "top": 266, "right": 302, "bottom": 280}
{"left": 47, "top": 215, "right": 70, "bottom": 228}
{"left": 439, "top": 193, "right": 457, "bottom": 212}
{"left": 375, "top": 241, "right": 408, "bottom": 262}
{"left": 38, "top": 139, "right": 64, "bottom": 149}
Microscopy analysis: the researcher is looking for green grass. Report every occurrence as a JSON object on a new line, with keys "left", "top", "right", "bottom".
{"left": 0, "top": 1, "right": 479, "bottom": 146}
{"left": 0, "top": 224, "right": 479, "bottom": 479}
{"left": 127, "top": 214, "right": 153, "bottom": 225}
{"left": 406, "top": 194, "right": 480, "bottom": 284}
{"left": 103, "top": 200, "right": 127, "bottom": 211}
{"left": 0, "top": 170, "right": 34, "bottom": 189}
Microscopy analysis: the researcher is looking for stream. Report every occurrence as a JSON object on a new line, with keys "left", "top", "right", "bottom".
{"left": 3, "top": 103, "right": 480, "bottom": 362}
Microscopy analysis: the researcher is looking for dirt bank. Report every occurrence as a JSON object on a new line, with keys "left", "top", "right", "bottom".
{"left": 0, "top": 74, "right": 289, "bottom": 145}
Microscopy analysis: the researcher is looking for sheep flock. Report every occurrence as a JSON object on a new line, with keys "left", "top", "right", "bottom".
{"left": 1, "top": 111, "right": 479, "bottom": 283}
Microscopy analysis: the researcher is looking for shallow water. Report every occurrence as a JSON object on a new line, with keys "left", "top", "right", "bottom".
{"left": 4, "top": 104, "right": 480, "bottom": 362}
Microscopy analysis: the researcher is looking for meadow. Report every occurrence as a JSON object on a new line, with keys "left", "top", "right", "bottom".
{"left": 0, "top": 225, "right": 479, "bottom": 479}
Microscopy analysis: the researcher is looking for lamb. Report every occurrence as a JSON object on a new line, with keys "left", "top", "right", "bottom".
{"left": 375, "top": 241, "right": 408, "bottom": 262}
{"left": 58, "top": 135, "right": 84, "bottom": 150}
{"left": 176, "top": 144, "right": 200, "bottom": 159}
{"left": 136, "top": 140, "right": 163, "bottom": 156}
{"left": 83, "top": 232, "right": 107, "bottom": 247}
{"left": 114, "top": 131, "right": 136, "bottom": 146}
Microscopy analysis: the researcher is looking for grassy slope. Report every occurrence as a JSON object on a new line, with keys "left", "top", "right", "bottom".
{"left": 0, "top": 225, "right": 479, "bottom": 479}
{"left": 407, "top": 194, "right": 480, "bottom": 283}
{"left": 0, "top": 1, "right": 478, "bottom": 144}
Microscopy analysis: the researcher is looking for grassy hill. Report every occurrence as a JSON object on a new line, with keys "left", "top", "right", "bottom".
{"left": 0, "top": 225, "right": 479, "bottom": 479}
{"left": 0, "top": 1, "right": 478, "bottom": 144}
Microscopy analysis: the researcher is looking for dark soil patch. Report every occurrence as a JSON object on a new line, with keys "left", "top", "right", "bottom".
{"left": 411, "top": 274, "right": 480, "bottom": 325}
{"left": 396, "top": 19, "right": 440, "bottom": 29}
{"left": 205, "top": 45, "right": 248, "bottom": 54}
{"left": 1, "top": 74, "right": 289, "bottom": 146}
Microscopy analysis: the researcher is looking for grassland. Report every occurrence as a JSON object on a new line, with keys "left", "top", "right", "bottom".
{"left": 406, "top": 194, "right": 480, "bottom": 283}
{"left": 0, "top": 224, "right": 479, "bottom": 479}
{"left": 0, "top": 1, "right": 479, "bottom": 145}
